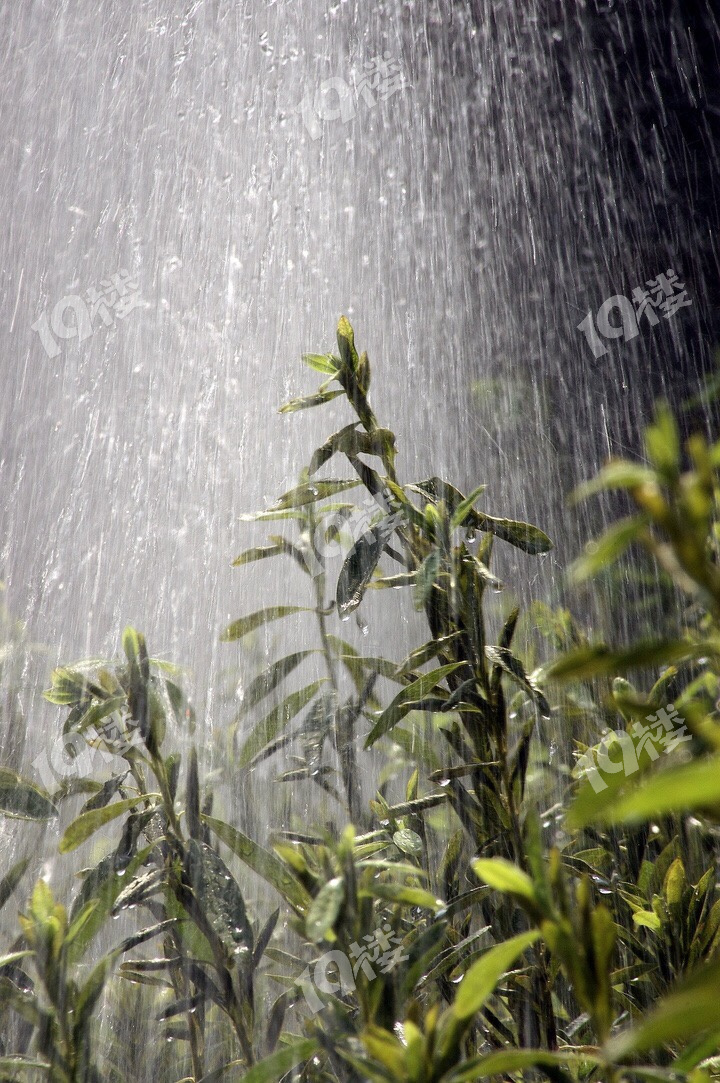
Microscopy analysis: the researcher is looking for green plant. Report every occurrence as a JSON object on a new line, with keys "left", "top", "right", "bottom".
{"left": 0, "top": 322, "right": 718, "bottom": 1083}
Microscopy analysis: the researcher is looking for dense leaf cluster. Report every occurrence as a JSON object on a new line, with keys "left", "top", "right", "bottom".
{"left": 1, "top": 320, "right": 719, "bottom": 1082}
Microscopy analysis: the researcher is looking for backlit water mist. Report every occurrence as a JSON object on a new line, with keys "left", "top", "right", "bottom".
{"left": 1, "top": 0, "right": 719, "bottom": 1014}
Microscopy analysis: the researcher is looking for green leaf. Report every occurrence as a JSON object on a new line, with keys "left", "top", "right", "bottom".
{"left": 202, "top": 814, "right": 311, "bottom": 913}
{"left": 309, "top": 425, "right": 397, "bottom": 476}
{"left": 67, "top": 845, "right": 154, "bottom": 962}
{"left": 364, "top": 663, "right": 465, "bottom": 747}
{"left": 414, "top": 549, "right": 442, "bottom": 610}
{"left": 302, "top": 352, "right": 340, "bottom": 375}
{"left": 337, "top": 315, "right": 360, "bottom": 372}
{"left": 0, "top": 951, "right": 33, "bottom": 969}
{"left": 572, "top": 460, "right": 659, "bottom": 502}
{"left": 633, "top": 910, "right": 662, "bottom": 931}
{"left": 197, "top": 1038, "right": 319, "bottom": 1083}
{"left": 43, "top": 666, "right": 105, "bottom": 706}
{"left": 183, "top": 839, "right": 254, "bottom": 961}
{"left": 231, "top": 543, "right": 290, "bottom": 567}
{"left": 0, "top": 857, "right": 31, "bottom": 911}
{"left": 363, "top": 882, "right": 443, "bottom": 910}
{"left": 452, "top": 929, "right": 540, "bottom": 1020}
{"left": 237, "top": 680, "right": 326, "bottom": 768}
{"left": 74, "top": 954, "right": 115, "bottom": 1036}
{"left": 280, "top": 389, "right": 345, "bottom": 413}
{"left": 361, "top": 1026, "right": 406, "bottom": 1075}
{"left": 220, "top": 606, "right": 312, "bottom": 642}
{"left": 59, "top": 797, "right": 148, "bottom": 853}
{"left": 446, "top": 1049, "right": 599, "bottom": 1082}
{"left": 269, "top": 479, "right": 360, "bottom": 511}
{"left": 396, "top": 633, "right": 462, "bottom": 676}
{"left": 572, "top": 756, "right": 720, "bottom": 827}
{"left": 485, "top": 646, "right": 551, "bottom": 716}
{"left": 645, "top": 402, "right": 681, "bottom": 479}
{"left": 0, "top": 1056, "right": 52, "bottom": 1076}
{"left": 81, "top": 771, "right": 130, "bottom": 813}
{"left": 569, "top": 515, "right": 649, "bottom": 583}
{"left": 472, "top": 513, "right": 552, "bottom": 555}
{"left": 306, "top": 876, "right": 345, "bottom": 941}
{"left": 393, "top": 828, "right": 424, "bottom": 856}
{"left": 0, "top": 770, "right": 57, "bottom": 821}
{"left": 471, "top": 858, "right": 539, "bottom": 907}
{"left": 237, "top": 651, "right": 315, "bottom": 714}
{"left": 64, "top": 900, "right": 100, "bottom": 951}
{"left": 545, "top": 639, "right": 712, "bottom": 681}
{"left": 451, "top": 486, "right": 488, "bottom": 529}
{"left": 605, "top": 960, "right": 720, "bottom": 1058}
{"left": 336, "top": 514, "right": 401, "bottom": 617}
{"left": 122, "top": 626, "right": 148, "bottom": 677}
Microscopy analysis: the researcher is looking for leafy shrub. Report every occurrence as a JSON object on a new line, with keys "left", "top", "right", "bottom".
{"left": 0, "top": 320, "right": 718, "bottom": 1082}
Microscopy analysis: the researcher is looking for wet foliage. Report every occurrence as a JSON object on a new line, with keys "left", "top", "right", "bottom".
{"left": 1, "top": 320, "right": 720, "bottom": 1081}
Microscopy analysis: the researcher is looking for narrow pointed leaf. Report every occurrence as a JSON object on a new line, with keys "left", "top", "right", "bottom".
{"left": 270, "top": 479, "right": 360, "bottom": 511}
{"left": 306, "top": 876, "right": 345, "bottom": 942}
{"left": 0, "top": 857, "right": 31, "bottom": 912}
{"left": 471, "top": 859, "right": 538, "bottom": 906}
{"left": 197, "top": 1038, "right": 319, "bottom": 1083}
{"left": 0, "top": 770, "right": 57, "bottom": 821}
{"left": 570, "top": 515, "right": 649, "bottom": 583}
{"left": 302, "top": 352, "right": 339, "bottom": 374}
{"left": 238, "top": 651, "right": 315, "bottom": 714}
{"left": 414, "top": 549, "right": 442, "bottom": 610}
{"left": 237, "top": 680, "right": 326, "bottom": 768}
{"left": 0, "top": 1056, "right": 53, "bottom": 1075}
{"left": 396, "top": 633, "right": 462, "bottom": 677}
{"left": 453, "top": 929, "right": 540, "bottom": 1020}
{"left": 59, "top": 797, "right": 150, "bottom": 853}
{"left": 365, "top": 663, "right": 465, "bottom": 747}
{"left": 280, "top": 388, "right": 344, "bottom": 413}
{"left": 337, "top": 514, "right": 402, "bottom": 617}
{"left": 202, "top": 814, "right": 311, "bottom": 913}
{"left": 231, "top": 543, "right": 289, "bottom": 567}
{"left": 472, "top": 512, "right": 552, "bottom": 555}
{"left": 183, "top": 839, "right": 254, "bottom": 962}
{"left": 605, "top": 960, "right": 720, "bottom": 1058}
{"left": 571, "top": 755, "right": 720, "bottom": 827}
{"left": 485, "top": 646, "right": 551, "bottom": 716}
{"left": 363, "top": 882, "right": 443, "bottom": 910}
{"left": 447, "top": 1050, "right": 599, "bottom": 1081}
{"left": 220, "top": 607, "right": 311, "bottom": 642}
{"left": 451, "top": 485, "right": 488, "bottom": 529}
{"left": 545, "top": 639, "right": 711, "bottom": 681}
